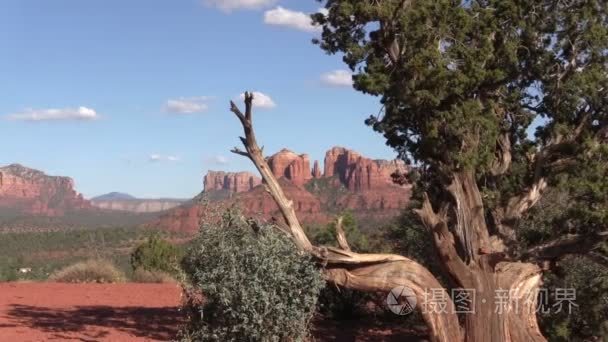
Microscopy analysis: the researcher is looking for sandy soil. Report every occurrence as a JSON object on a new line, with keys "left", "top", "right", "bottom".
{"left": 0, "top": 282, "right": 427, "bottom": 342}
{"left": 0, "top": 282, "right": 183, "bottom": 341}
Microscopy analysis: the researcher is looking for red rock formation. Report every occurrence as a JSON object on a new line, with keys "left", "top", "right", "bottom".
{"left": 203, "top": 171, "right": 261, "bottom": 193}
{"left": 312, "top": 160, "right": 322, "bottom": 179}
{"left": 153, "top": 202, "right": 205, "bottom": 233}
{"left": 0, "top": 164, "right": 91, "bottom": 216}
{"left": 322, "top": 147, "right": 408, "bottom": 191}
{"left": 267, "top": 149, "right": 311, "bottom": 186}
{"left": 236, "top": 178, "right": 324, "bottom": 218}
{"left": 155, "top": 180, "right": 327, "bottom": 234}
{"left": 155, "top": 147, "right": 411, "bottom": 233}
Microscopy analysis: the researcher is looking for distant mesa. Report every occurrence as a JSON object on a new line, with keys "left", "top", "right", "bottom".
{"left": 154, "top": 146, "right": 412, "bottom": 233}
{"left": 91, "top": 192, "right": 137, "bottom": 201}
{"left": 90, "top": 192, "right": 187, "bottom": 213}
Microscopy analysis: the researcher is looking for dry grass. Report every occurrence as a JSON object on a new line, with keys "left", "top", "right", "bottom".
{"left": 131, "top": 268, "right": 176, "bottom": 284}
{"left": 48, "top": 259, "right": 125, "bottom": 283}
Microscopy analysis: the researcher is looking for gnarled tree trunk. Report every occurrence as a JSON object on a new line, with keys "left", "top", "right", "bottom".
{"left": 415, "top": 171, "right": 545, "bottom": 342}
{"left": 228, "top": 93, "right": 548, "bottom": 342}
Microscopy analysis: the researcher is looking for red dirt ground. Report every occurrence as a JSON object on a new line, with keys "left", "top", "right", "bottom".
{"left": 0, "top": 283, "right": 427, "bottom": 341}
{"left": 0, "top": 283, "right": 183, "bottom": 341}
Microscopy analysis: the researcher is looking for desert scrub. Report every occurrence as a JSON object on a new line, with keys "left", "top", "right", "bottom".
{"left": 131, "top": 267, "right": 176, "bottom": 283}
{"left": 130, "top": 233, "right": 181, "bottom": 275}
{"left": 180, "top": 210, "right": 325, "bottom": 342}
{"left": 48, "top": 259, "right": 125, "bottom": 283}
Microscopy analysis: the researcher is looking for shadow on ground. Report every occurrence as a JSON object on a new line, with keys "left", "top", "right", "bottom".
{"left": 7, "top": 304, "right": 183, "bottom": 341}
{"left": 312, "top": 318, "right": 429, "bottom": 342}
{"left": 7, "top": 304, "right": 428, "bottom": 342}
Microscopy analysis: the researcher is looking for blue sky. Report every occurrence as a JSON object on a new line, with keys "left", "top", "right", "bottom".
{"left": 0, "top": 0, "right": 396, "bottom": 199}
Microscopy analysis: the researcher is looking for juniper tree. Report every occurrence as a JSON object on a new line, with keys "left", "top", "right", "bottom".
{"left": 305, "top": 0, "right": 608, "bottom": 341}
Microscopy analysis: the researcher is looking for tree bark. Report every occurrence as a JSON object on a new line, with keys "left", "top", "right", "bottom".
{"left": 414, "top": 171, "right": 546, "bottom": 342}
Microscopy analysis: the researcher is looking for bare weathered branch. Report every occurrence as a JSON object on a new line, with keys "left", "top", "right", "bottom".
{"left": 325, "top": 259, "right": 462, "bottom": 342}
{"left": 229, "top": 100, "right": 247, "bottom": 126}
{"left": 499, "top": 106, "right": 591, "bottom": 225}
{"left": 415, "top": 193, "right": 472, "bottom": 287}
{"left": 504, "top": 178, "right": 548, "bottom": 221}
{"left": 522, "top": 230, "right": 608, "bottom": 262}
{"left": 490, "top": 133, "right": 512, "bottom": 176}
{"left": 230, "top": 147, "right": 250, "bottom": 158}
{"left": 334, "top": 216, "right": 351, "bottom": 251}
{"left": 229, "top": 92, "right": 313, "bottom": 252}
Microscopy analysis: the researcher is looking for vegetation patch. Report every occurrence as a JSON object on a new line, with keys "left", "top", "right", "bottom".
{"left": 131, "top": 268, "right": 176, "bottom": 283}
{"left": 180, "top": 209, "right": 325, "bottom": 342}
{"left": 48, "top": 259, "right": 126, "bottom": 283}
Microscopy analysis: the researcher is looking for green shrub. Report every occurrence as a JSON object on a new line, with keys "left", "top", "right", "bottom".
{"left": 131, "top": 267, "right": 176, "bottom": 283}
{"left": 180, "top": 210, "right": 325, "bottom": 342}
{"left": 130, "top": 234, "right": 180, "bottom": 274}
{"left": 309, "top": 212, "right": 370, "bottom": 252}
{"left": 49, "top": 259, "right": 125, "bottom": 283}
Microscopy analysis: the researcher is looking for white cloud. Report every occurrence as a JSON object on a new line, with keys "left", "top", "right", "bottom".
{"left": 149, "top": 154, "right": 181, "bottom": 163}
{"left": 238, "top": 91, "right": 276, "bottom": 109}
{"left": 7, "top": 106, "right": 99, "bottom": 121}
{"left": 204, "top": 0, "right": 277, "bottom": 12}
{"left": 263, "top": 6, "right": 321, "bottom": 33}
{"left": 320, "top": 70, "right": 353, "bottom": 87}
{"left": 214, "top": 155, "right": 229, "bottom": 165}
{"left": 164, "top": 96, "right": 210, "bottom": 114}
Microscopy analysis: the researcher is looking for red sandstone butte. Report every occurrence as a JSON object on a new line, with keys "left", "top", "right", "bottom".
{"left": 155, "top": 147, "right": 411, "bottom": 233}
{"left": 323, "top": 146, "right": 408, "bottom": 191}
{"left": 0, "top": 164, "right": 90, "bottom": 216}
{"left": 203, "top": 170, "right": 261, "bottom": 193}
{"left": 267, "top": 149, "right": 312, "bottom": 186}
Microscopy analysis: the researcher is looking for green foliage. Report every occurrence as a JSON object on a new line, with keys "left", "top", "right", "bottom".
{"left": 519, "top": 191, "right": 608, "bottom": 340}
{"left": 539, "top": 256, "right": 608, "bottom": 341}
{"left": 0, "top": 257, "right": 19, "bottom": 282}
{"left": 304, "top": 176, "right": 349, "bottom": 213}
{"left": 131, "top": 268, "right": 176, "bottom": 283}
{"left": 0, "top": 227, "right": 187, "bottom": 281}
{"left": 180, "top": 210, "right": 325, "bottom": 342}
{"left": 315, "top": 0, "right": 607, "bottom": 174}
{"left": 130, "top": 234, "right": 181, "bottom": 274}
{"left": 48, "top": 259, "right": 125, "bottom": 283}
{"left": 309, "top": 212, "right": 370, "bottom": 252}
{"left": 314, "top": 0, "right": 608, "bottom": 227}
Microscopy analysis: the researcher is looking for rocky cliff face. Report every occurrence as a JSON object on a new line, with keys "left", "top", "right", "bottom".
{"left": 323, "top": 147, "right": 408, "bottom": 191}
{"left": 156, "top": 147, "right": 411, "bottom": 233}
{"left": 267, "top": 149, "right": 312, "bottom": 186}
{"left": 0, "top": 164, "right": 90, "bottom": 216}
{"left": 203, "top": 171, "right": 261, "bottom": 193}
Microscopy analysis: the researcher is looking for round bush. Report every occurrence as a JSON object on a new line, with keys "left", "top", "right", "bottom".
{"left": 130, "top": 234, "right": 180, "bottom": 274}
{"left": 48, "top": 259, "right": 125, "bottom": 283}
{"left": 180, "top": 211, "right": 325, "bottom": 342}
